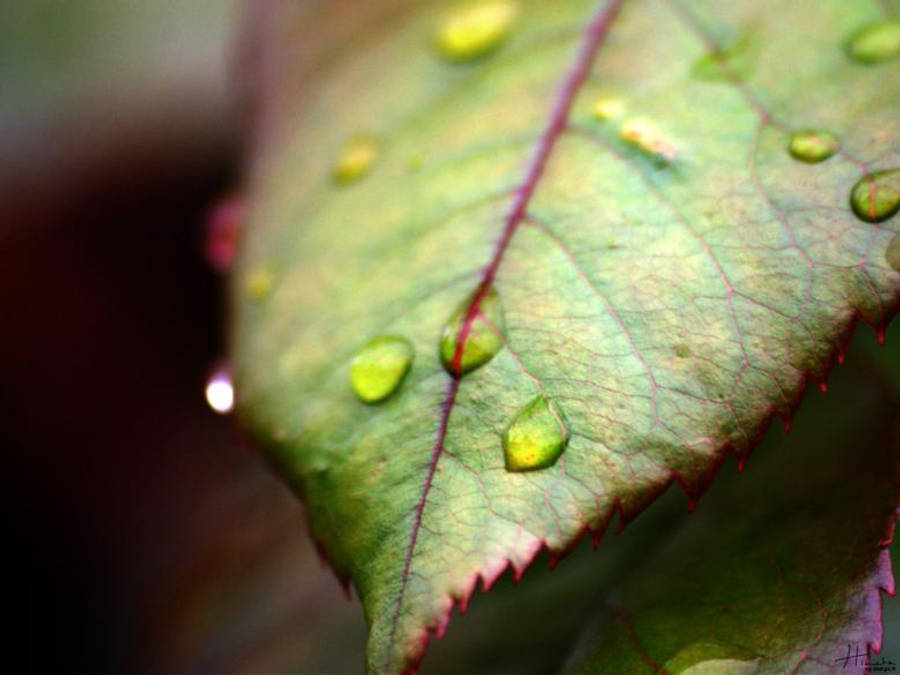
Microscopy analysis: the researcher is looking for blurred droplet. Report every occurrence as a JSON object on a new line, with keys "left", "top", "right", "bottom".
{"left": 205, "top": 367, "right": 234, "bottom": 414}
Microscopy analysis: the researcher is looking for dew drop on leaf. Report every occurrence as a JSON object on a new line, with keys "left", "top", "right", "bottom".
{"left": 787, "top": 129, "right": 840, "bottom": 163}
{"left": 849, "top": 168, "right": 900, "bottom": 223}
{"left": 886, "top": 233, "right": 900, "bottom": 272}
{"left": 332, "top": 134, "right": 379, "bottom": 185}
{"left": 350, "top": 336, "right": 414, "bottom": 404}
{"left": 592, "top": 96, "right": 625, "bottom": 121}
{"left": 439, "top": 287, "right": 505, "bottom": 376}
{"left": 503, "top": 395, "right": 568, "bottom": 472}
{"left": 434, "top": 1, "right": 518, "bottom": 63}
{"left": 845, "top": 19, "right": 900, "bottom": 64}
{"left": 246, "top": 267, "right": 274, "bottom": 301}
{"left": 620, "top": 118, "right": 677, "bottom": 162}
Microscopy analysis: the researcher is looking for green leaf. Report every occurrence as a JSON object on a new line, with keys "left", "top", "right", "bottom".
{"left": 565, "top": 334, "right": 899, "bottom": 674}
{"left": 233, "top": 0, "right": 900, "bottom": 670}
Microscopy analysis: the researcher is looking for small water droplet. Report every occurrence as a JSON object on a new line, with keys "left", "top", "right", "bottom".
{"left": 592, "top": 96, "right": 625, "bottom": 121}
{"left": 205, "top": 366, "right": 234, "bottom": 414}
{"left": 886, "top": 233, "right": 900, "bottom": 272}
{"left": 246, "top": 267, "right": 274, "bottom": 301}
{"left": 350, "top": 336, "right": 414, "bottom": 403}
{"left": 620, "top": 118, "right": 677, "bottom": 162}
{"left": 782, "top": 417, "right": 792, "bottom": 434}
{"left": 440, "top": 287, "right": 505, "bottom": 376}
{"left": 818, "top": 381, "right": 828, "bottom": 394}
{"left": 673, "top": 343, "right": 692, "bottom": 358}
{"left": 837, "top": 345, "right": 846, "bottom": 365}
{"left": 503, "top": 396, "right": 568, "bottom": 472}
{"left": 845, "top": 19, "right": 900, "bottom": 64}
{"left": 435, "top": 1, "right": 518, "bottom": 63}
{"left": 737, "top": 457, "right": 746, "bottom": 473}
{"left": 849, "top": 168, "right": 900, "bottom": 223}
{"left": 877, "top": 325, "right": 886, "bottom": 346}
{"left": 787, "top": 129, "right": 840, "bottom": 163}
{"left": 333, "top": 134, "right": 379, "bottom": 184}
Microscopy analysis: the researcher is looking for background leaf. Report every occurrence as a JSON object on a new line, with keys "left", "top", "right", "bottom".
{"left": 234, "top": 0, "right": 900, "bottom": 670}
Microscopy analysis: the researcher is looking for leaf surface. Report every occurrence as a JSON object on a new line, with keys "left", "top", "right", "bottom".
{"left": 565, "top": 335, "right": 899, "bottom": 674}
{"left": 233, "top": 0, "right": 900, "bottom": 670}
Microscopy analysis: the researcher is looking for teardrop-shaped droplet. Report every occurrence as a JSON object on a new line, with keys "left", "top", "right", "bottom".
{"left": 887, "top": 233, "right": 900, "bottom": 272}
{"left": 439, "top": 287, "right": 505, "bottom": 377}
{"left": 845, "top": 19, "right": 900, "bottom": 64}
{"left": 503, "top": 396, "right": 568, "bottom": 472}
{"left": 333, "top": 134, "right": 378, "bottom": 185}
{"left": 787, "top": 129, "right": 839, "bottom": 163}
{"left": 849, "top": 168, "right": 900, "bottom": 223}
{"left": 350, "top": 336, "right": 414, "bottom": 403}
{"left": 434, "top": 1, "right": 518, "bottom": 63}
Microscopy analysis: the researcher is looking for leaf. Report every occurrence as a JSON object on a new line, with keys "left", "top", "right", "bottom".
{"left": 233, "top": 0, "right": 900, "bottom": 671}
{"left": 564, "top": 335, "right": 899, "bottom": 674}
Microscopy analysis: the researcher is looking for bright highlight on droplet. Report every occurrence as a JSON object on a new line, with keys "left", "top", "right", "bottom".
{"left": 205, "top": 369, "right": 234, "bottom": 414}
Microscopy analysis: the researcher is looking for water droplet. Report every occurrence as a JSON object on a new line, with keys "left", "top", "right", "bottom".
{"left": 886, "top": 233, "right": 900, "bottom": 272}
{"left": 503, "top": 396, "right": 568, "bottom": 472}
{"left": 664, "top": 643, "right": 758, "bottom": 675}
{"left": 205, "top": 366, "right": 234, "bottom": 414}
{"left": 787, "top": 129, "right": 840, "bottom": 163}
{"left": 849, "top": 168, "right": 900, "bottom": 223}
{"left": 845, "top": 19, "right": 900, "bottom": 64}
{"left": 246, "top": 267, "right": 274, "bottom": 301}
{"left": 350, "top": 336, "right": 414, "bottom": 403}
{"left": 592, "top": 96, "right": 625, "bottom": 121}
{"left": 333, "top": 134, "right": 378, "bottom": 184}
{"left": 435, "top": 1, "right": 518, "bottom": 63}
{"left": 439, "top": 287, "right": 505, "bottom": 376}
{"left": 818, "top": 381, "right": 828, "bottom": 394}
{"left": 620, "top": 118, "right": 677, "bottom": 162}
{"left": 691, "top": 33, "right": 758, "bottom": 82}
{"left": 673, "top": 343, "right": 692, "bottom": 358}
{"left": 782, "top": 417, "right": 792, "bottom": 434}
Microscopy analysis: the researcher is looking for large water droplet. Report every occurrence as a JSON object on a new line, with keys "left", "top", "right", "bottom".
{"left": 845, "top": 19, "right": 900, "bottom": 64}
{"left": 886, "top": 233, "right": 900, "bottom": 272}
{"left": 351, "top": 336, "right": 414, "bottom": 403}
{"left": 503, "top": 396, "right": 568, "bottom": 472}
{"left": 205, "top": 366, "right": 234, "bottom": 414}
{"left": 439, "top": 287, "right": 505, "bottom": 376}
{"left": 787, "top": 129, "right": 839, "bottom": 163}
{"left": 333, "top": 134, "right": 378, "bottom": 185}
{"left": 435, "top": 1, "right": 518, "bottom": 63}
{"left": 849, "top": 168, "right": 900, "bottom": 223}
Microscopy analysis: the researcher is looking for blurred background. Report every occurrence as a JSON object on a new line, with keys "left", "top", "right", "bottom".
{"left": 2, "top": 2, "right": 363, "bottom": 672}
